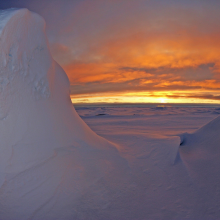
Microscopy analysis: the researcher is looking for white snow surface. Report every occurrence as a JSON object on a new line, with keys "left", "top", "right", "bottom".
{"left": 0, "top": 8, "right": 220, "bottom": 220}
{"left": 0, "top": 9, "right": 127, "bottom": 220}
{"left": 76, "top": 105, "right": 220, "bottom": 220}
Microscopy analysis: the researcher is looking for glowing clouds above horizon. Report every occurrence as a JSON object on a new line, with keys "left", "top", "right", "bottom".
{"left": 26, "top": 0, "right": 220, "bottom": 103}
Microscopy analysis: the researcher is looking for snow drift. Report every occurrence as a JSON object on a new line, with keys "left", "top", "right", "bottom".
{"left": 0, "top": 8, "right": 127, "bottom": 219}
{"left": 179, "top": 115, "right": 220, "bottom": 217}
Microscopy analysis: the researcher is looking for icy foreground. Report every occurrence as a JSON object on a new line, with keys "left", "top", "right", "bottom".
{"left": 77, "top": 106, "right": 220, "bottom": 219}
{"left": 0, "top": 9, "right": 127, "bottom": 219}
{"left": 1, "top": 8, "right": 220, "bottom": 220}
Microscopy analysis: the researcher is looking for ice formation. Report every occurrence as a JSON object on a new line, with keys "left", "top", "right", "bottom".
{"left": 0, "top": 8, "right": 127, "bottom": 219}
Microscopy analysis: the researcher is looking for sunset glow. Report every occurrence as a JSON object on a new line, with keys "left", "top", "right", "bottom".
{"left": 18, "top": 0, "right": 220, "bottom": 104}
{"left": 70, "top": 90, "right": 220, "bottom": 104}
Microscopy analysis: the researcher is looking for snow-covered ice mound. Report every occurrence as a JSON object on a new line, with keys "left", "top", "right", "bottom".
{"left": 0, "top": 8, "right": 128, "bottom": 219}
{"left": 179, "top": 115, "right": 220, "bottom": 217}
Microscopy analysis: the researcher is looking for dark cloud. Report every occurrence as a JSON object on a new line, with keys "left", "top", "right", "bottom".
{"left": 70, "top": 80, "right": 203, "bottom": 95}
{"left": 120, "top": 63, "right": 215, "bottom": 81}
{"left": 166, "top": 94, "right": 220, "bottom": 101}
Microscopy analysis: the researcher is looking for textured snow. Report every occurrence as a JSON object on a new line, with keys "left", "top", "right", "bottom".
{"left": 0, "top": 9, "right": 127, "bottom": 220}
{"left": 0, "top": 8, "right": 220, "bottom": 220}
{"left": 76, "top": 106, "right": 220, "bottom": 219}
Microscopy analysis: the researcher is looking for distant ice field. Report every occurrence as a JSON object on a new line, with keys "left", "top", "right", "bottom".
{"left": 74, "top": 103, "right": 220, "bottom": 156}
{"left": 75, "top": 103, "right": 220, "bottom": 137}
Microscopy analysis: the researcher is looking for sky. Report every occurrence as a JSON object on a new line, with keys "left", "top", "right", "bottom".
{"left": 1, "top": 0, "right": 220, "bottom": 103}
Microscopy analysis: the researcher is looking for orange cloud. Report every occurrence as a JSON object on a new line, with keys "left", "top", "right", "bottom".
{"left": 46, "top": 0, "right": 220, "bottom": 103}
